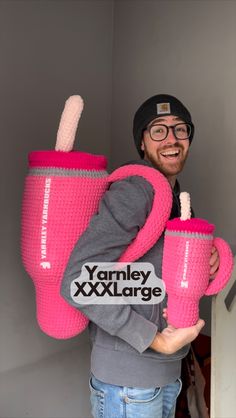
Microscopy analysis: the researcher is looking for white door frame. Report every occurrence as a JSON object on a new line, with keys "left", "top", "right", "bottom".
{"left": 211, "top": 255, "right": 236, "bottom": 418}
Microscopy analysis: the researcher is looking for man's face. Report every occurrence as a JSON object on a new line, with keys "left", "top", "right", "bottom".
{"left": 141, "top": 115, "right": 190, "bottom": 183}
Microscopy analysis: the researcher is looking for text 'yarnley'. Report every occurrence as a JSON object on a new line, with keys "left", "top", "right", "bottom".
{"left": 84, "top": 264, "right": 151, "bottom": 286}
{"left": 70, "top": 262, "right": 166, "bottom": 305}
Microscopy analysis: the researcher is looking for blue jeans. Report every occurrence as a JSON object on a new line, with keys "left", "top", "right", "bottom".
{"left": 89, "top": 374, "right": 182, "bottom": 418}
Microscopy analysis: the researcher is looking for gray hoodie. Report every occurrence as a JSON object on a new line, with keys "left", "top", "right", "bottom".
{"left": 60, "top": 161, "right": 190, "bottom": 388}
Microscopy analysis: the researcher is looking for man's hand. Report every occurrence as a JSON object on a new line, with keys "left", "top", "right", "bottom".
{"left": 210, "top": 245, "right": 220, "bottom": 277}
{"left": 149, "top": 319, "right": 205, "bottom": 355}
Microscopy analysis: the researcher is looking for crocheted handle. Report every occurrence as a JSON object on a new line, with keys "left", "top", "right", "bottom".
{"left": 108, "top": 165, "right": 173, "bottom": 263}
{"left": 204, "top": 237, "right": 234, "bottom": 296}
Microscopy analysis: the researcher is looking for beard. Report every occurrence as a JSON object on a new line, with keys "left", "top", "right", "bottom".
{"left": 143, "top": 143, "right": 189, "bottom": 178}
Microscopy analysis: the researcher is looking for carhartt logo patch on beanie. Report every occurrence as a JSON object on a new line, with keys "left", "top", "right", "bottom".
{"left": 133, "top": 94, "right": 195, "bottom": 158}
{"left": 157, "top": 102, "right": 171, "bottom": 114}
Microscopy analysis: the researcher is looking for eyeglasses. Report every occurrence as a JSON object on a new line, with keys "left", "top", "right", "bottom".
{"left": 146, "top": 123, "right": 192, "bottom": 142}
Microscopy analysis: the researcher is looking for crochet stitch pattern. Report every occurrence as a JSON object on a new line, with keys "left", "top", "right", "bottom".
{"left": 162, "top": 193, "right": 233, "bottom": 328}
{"left": 21, "top": 96, "right": 173, "bottom": 339}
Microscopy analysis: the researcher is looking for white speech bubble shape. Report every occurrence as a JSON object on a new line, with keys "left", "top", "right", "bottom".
{"left": 70, "top": 262, "right": 166, "bottom": 305}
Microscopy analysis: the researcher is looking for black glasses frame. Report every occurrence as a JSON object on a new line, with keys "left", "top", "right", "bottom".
{"left": 147, "top": 122, "right": 192, "bottom": 142}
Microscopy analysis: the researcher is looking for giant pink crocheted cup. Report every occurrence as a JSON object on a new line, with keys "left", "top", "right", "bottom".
{"left": 21, "top": 112, "right": 172, "bottom": 339}
{"left": 21, "top": 150, "right": 109, "bottom": 338}
{"left": 21, "top": 152, "right": 172, "bottom": 338}
{"left": 21, "top": 95, "right": 173, "bottom": 339}
{"left": 162, "top": 217, "right": 233, "bottom": 328}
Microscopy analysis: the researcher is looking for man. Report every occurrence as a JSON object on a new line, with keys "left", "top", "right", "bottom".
{"left": 61, "top": 94, "right": 219, "bottom": 418}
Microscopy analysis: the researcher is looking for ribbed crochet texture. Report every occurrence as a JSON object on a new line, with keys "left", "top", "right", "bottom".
{"left": 162, "top": 218, "right": 233, "bottom": 328}
{"left": 21, "top": 151, "right": 172, "bottom": 339}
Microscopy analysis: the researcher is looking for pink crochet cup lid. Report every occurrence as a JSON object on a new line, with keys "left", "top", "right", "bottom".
{"left": 166, "top": 218, "right": 215, "bottom": 234}
{"left": 28, "top": 150, "right": 107, "bottom": 170}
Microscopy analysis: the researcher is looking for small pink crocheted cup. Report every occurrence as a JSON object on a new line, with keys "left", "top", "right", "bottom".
{"left": 162, "top": 218, "right": 233, "bottom": 328}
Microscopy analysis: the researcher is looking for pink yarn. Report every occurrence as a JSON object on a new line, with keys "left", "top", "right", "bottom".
{"left": 166, "top": 218, "right": 215, "bottom": 234}
{"left": 109, "top": 165, "right": 173, "bottom": 262}
{"left": 29, "top": 150, "right": 107, "bottom": 170}
{"left": 21, "top": 167, "right": 108, "bottom": 338}
{"left": 21, "top": 152, "right": 172, "bottom": 339}
{"left": 162, "top": 218, "right": 234, "bottom": 328}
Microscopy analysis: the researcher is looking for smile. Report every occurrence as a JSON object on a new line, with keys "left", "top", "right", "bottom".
{"left": 160, "top": 149, "right": 181, "bottom": 159}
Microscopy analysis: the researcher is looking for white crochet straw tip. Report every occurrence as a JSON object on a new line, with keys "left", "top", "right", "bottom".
{"left": 55, "top": 95, "right": 84, "bottom": 152}
{"left": 66, "top": 95, "right": 84, "bottom": 110}
{"left": 180, "top": 192, "right": 191, "bottom": 221}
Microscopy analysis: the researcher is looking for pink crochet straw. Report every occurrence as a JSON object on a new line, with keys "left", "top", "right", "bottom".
{"left": 21, "top": 95, "right": 173, "bottom": 339}
{"left": 162, "top": 193, "right": 234, "bottom": 328}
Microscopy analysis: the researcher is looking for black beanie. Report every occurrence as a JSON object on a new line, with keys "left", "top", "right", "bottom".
{"left": 133, "top": 94, "right": 194, "bottom": 158}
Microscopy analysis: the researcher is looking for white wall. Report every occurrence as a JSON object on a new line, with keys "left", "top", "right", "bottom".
{"left": 1, "top": 2, "right": 113, "bottom": 416}
{"left": 0, "top": 0, "right": 113, "bottom": 373}
{"left": 211, "top": 258, "right": 236, "bottom": 418}
{"left": 111, "top": 0, "right": 236, "bottom": 334}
